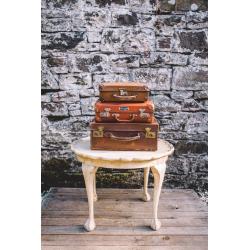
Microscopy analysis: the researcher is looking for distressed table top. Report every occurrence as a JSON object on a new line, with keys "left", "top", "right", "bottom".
{"left": 71, "top": 137, "right": 174, "bottom": 162}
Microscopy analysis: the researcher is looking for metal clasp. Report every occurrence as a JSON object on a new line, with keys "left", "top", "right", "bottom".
{"left": 119, "top": 88, "right": 128, "bottom": 96}
{"left": 100, "top": 108, "right": 111, "bottom": 118}
{"left": 139, "top": 108, "right": 149, "bottom": 118}
{"left": 145, "top": 128, "right": 156, "bottom": 138}
{"left": 93, "top": 126, "right": 104, "bottom": 137}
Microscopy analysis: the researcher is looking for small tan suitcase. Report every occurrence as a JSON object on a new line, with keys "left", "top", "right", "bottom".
{"left": 99, "top": 82, "right": 149, "bottom": 102}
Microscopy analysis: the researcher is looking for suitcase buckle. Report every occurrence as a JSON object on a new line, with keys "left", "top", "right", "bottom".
{"left": 100, "top": 108, "right": 111, "bottom": 118}
{"left": 145, "top": 128, "right": 156, "bottom": 138}
{"left": 139, "top": 109, "right": 149, "bottom": 118}
{"left": 93, "top": 126, "right": 104, "bottom": 137}
{"left": 119, "top": 88, "right": 128, "bottom": 96}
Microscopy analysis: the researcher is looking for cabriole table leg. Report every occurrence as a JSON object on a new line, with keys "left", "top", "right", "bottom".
{"left": 93, "top": 167, "right": 98, "bottom": 202}
{"left": 150, "top": 162, "right": 167, "bottom": 231}
{"left": 143, "top": 167, "right": 151, "bottom": 202}
{"left": 82, "top": 164, "right": 97, "bottom": 232}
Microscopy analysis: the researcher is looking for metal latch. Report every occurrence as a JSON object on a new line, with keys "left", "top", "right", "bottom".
{"left": 100, "top": 108, "right": 111, "bottom": 118}
{"left": 139, "top": 109, "right": 149, "bottom": 118}
{"left": 93, "top": 126, "right": 104, "bottom": 137}
{"left": 145, "top": 128, "right": 156, "bottom": 138}
{"left": 119, "top": 88, "right": 128, "bottom": 96}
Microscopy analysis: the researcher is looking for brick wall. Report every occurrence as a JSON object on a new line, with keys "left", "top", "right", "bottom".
{"left": 41, "top": 0, "right": 208, "bottom": 192}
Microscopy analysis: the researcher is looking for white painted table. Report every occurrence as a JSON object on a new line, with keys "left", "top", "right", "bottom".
{"left": 71, "top": 137, "right": 174, "bottom": 232}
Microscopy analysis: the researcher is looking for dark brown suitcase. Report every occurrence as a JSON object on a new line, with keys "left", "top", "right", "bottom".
{"left": 99, "top": 82, "right": 149, "bottom": 102}
{"left": 90, "top": 118, "right": 159, "bottom": 151}
{"left": 95, "top": 100, "right": 154, "bottom": 123}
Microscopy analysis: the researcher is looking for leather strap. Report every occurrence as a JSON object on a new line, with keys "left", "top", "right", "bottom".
{"left": 112, "top": 94, "right": 137, "bottom": 101}
{"left": 112, "top": 114, "right": 136, "bottom": 122}
{"left": 108, "top": 133, "right": 141, "bottom": 141}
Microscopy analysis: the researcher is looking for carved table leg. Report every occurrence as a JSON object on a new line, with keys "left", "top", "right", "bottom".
{"left": 93, "top": 167, "right": 98, "bottom": 202}
{"left": 82, "top": 164, "right": 98, "bottom": 232}
{"left": 150, "top": 162, "right": 167, "bottom": 231}
{"left": 143, "top": 167, "right": 151, "bottom": 201}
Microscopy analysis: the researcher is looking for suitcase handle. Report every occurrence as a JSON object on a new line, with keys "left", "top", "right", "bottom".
{"left": 108, "top": 133, "right": 141, "bottom": 141}
{"left": 112, "top": 94, "right": 137, "bottom": 101}
{"left": 112, "top": 114, "right": 136, "bottom": 122}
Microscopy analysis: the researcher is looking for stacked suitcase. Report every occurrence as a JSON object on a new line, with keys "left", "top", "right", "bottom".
{"left": 90, "top": 82, "right": 159, "bottom": 151}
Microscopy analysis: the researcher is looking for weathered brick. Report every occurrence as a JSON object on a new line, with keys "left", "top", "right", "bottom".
{"left": 166, "top": 155, "right": 207, "bottom": 175}
{"left": 59, "top": 73, "right": 92, "bottom": 90}
{"left": 185, "top": 112, "right": 208, "bottom": 134}
{"left": 160, "top": 119, "right": 183, "bottom": 131}
{"left": 72, "top": 42, "right": 100, "bottom": 52}
{"left": 74, "top": 9, "right": 111, "bottom": 29}
{"left": 69, "top": 54, "right": 109, "bottom": 73}
{"left": 157, "top": 0, "right": 176, "bottom": 12}
{"left": 129, "top": 0, "right": 155, "bottom": 13}
{"left": 199, "top": 99, "right": 208, "bottom": 111}
{"left": 41, "top": 60, "right": 59, "bottom": 89}
{"left": 110, "top": 54, "right": 140, "bottom": 73}
{"left": 193, "top": 90, "right": 208, "bottom": 100}
{"left": 95, "top": 0, "right": 126, "bottom": 7}
{"left": 69, "top": 109, "right": 82, "bottom": 116}
{"left": 101, "top": 28, "right": 155, "bottom": 54}
{"left": 112, "top": 11, "right": 139, "bottom": 26}
{"left": 151, "top": 95, "right": 181, "bottom": 113}
{"left": 140, "top": 14, "right": 156, "bottom": 28}
{"left": 80, "top": 97, "right": 98, "bottom": 115}
{"left": 155, "top": 15, "right": 186, "bottom": 36}
{"left": 181, "top": 98, "right": 204, "bottom": 111}
{"left": 189, "top": 52, "right": 208, "bottom": 66}
{"left": 41, "top": 8, "right": 72, "bottom": 18}
{"left": 41, "top": 32, "right": 86, "bottom": 50}
{"left": 174, "top": 140, "right": 208, "bottom": 155}
{"left": 46, "top": 0, "right": 79, "bottom": 9}
{"left": 87, "top": 30, "right": 102, "bottom": 43}
{"left": 67, "top": 103, "right": 81, "bottom": 111}
{"left": 42, "top": 102, "right": 68, "bottom": 116}
{"left": 140, "top": 52, "right": 188, "bottom": 66}
{"left": 186, "top": 10, "right": 208, "bottom": 29}
{"left": 41, "top": 94, "right": 52, "bottom": 103}
{"left": 157, "top": 0, "right": 208, "bottom": 12}
{"left": 156, "top": 37, "right": 172, "bottom": 52}
{"left": 175, "top": 30, "right": 207, "bottom": 52}
{"left": 51, "top": 90, "right": 80, "bottom": 103}
{"left": 41, "top": 18, "right": 72, "bottom": 32}
{"left": 45, "top": 57, "right": 68, "bottom": 74}
{"left": 172, "top": 66, "right": 208, "bottom": 90}
{"left": 131, "top": 68, "right": 172, "bottom": 90}
{"left": 41, "top": 0, "right": 47, "bottom": 9}
{"left": 170, "top": 90, "right": 193, "bottom": 100}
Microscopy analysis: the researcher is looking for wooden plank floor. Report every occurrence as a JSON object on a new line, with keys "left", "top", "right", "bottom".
{"left": 42, "top": 188, "right": 208, "bottom": 250}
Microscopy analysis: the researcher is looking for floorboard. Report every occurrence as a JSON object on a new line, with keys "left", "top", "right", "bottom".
{"left": 42, "top": 188, "right": 208, "bottom": 250}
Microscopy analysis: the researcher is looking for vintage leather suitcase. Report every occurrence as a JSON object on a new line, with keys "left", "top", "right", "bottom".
{"left": 99, "top": 82, "right": 149, "bottom": 102}
{"left": 95, "top": 100, "right": 154, "bottom": 123}
{"left": 90, "top": 118, "right": 159, "bottom": 151}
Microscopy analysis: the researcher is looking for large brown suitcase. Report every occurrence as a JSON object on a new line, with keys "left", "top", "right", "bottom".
{"left": 99, "top": 82, "right": 149, "bottom": 102}
{"left": 90, "top": 118, "right": 159, "bottom": 151}
{"left": 95, "top": 100, "right": 154, "bottom": 123}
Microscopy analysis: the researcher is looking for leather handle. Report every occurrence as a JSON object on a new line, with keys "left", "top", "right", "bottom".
{"left": 112, "top": 94, "right": 137, "bottom": 101}
{"left": 108, "top": 133, "right": 141, "bottom": 142}
{"left": 113, "top": 114, "right": 136, "bottom": 122}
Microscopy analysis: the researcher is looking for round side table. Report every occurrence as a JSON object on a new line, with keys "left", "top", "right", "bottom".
{"left": 71, "top": 137, "right": 174, "bottom": 232}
